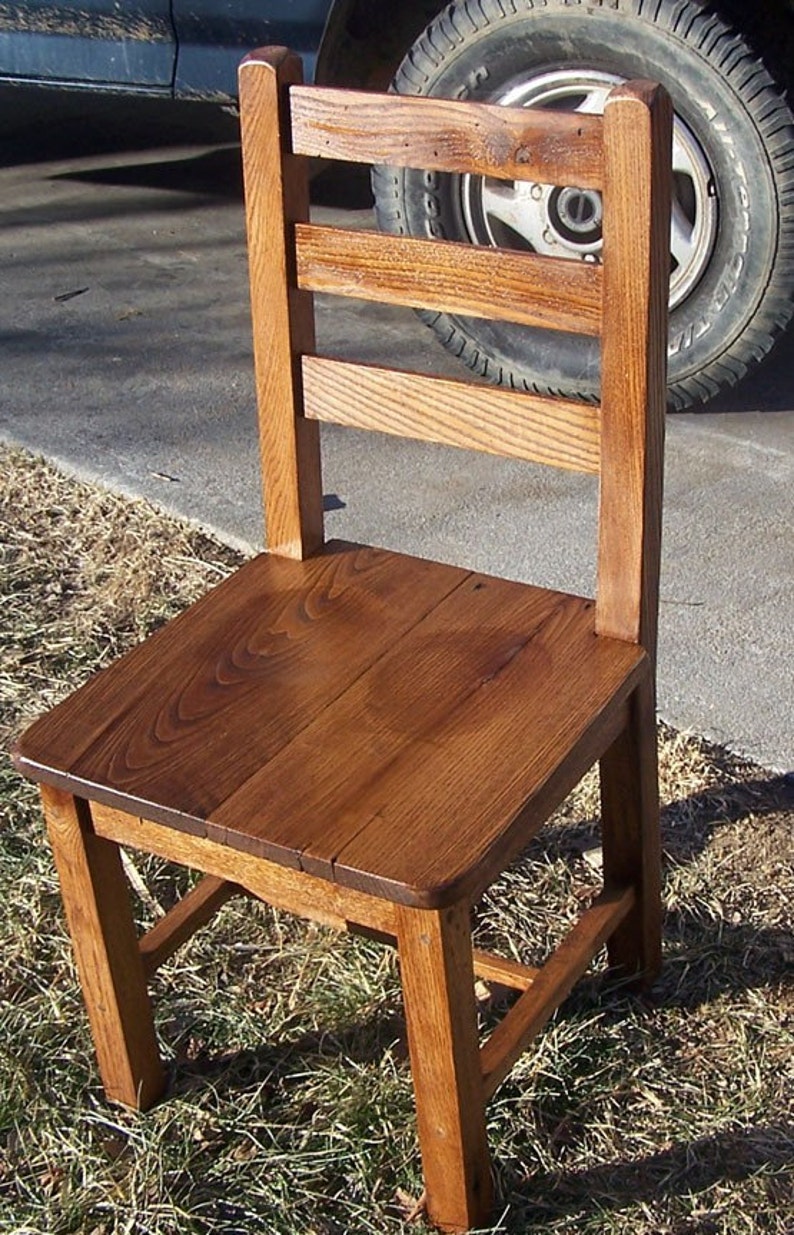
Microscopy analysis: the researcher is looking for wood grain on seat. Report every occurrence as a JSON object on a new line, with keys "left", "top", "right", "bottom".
{"left": 14, "top": 540, "right": 645, "bottom": 907}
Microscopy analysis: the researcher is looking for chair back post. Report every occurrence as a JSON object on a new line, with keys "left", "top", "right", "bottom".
{"left": 596, "top": 81, "right": 673, "bottom": 669}
{"left": 239, "top": 50, "right": 324, "bottom": 559}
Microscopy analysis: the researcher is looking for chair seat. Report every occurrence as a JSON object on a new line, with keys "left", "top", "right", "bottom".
{"left": 15, "top": 540, "right": 646, "bottom": 907}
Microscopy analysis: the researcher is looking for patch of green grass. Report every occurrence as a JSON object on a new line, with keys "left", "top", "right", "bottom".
{"left": 1, "top": 446, "right": 792, "bottom": 1233}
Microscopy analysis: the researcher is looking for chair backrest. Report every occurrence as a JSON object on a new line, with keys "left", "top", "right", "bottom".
{"left": 238, "top": 48, "right": 672, "bottom": 663}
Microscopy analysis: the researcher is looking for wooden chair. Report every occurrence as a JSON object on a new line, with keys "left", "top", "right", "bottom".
{"left": 14, "top": 48, "right": 672, "bottom": 1233}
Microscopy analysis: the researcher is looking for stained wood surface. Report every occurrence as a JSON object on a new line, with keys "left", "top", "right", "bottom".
{"left": 139, "top": 875, "right": 238, "bottom": 977}
{"left": 239, "top": 49, "right": 324, "bottom": 558}
{"left": 302, "top": 356, "right": 600, "bottom": 473}
{"left": 42, "top": 785, "right": 165, "bottom": 1110}
{"left": 295, "top": 224, "right": 602, "bottom": 335}
{"left": 16, "top": 544, "right": 466, "bottom": 820}
{"left": 597, "top": 81, "right": 671, "bottom": 659}
{"left": 91, "top": 801, "right": 398, "bottom": 936}
{"left": 289, "top": 85, "right": 604, "bottom": 188}
{"left": 480, "top": 885, "right": 635, "bottom": 1100}
{"left": 16, "top": 542, "right": 645, "bottom": 907}
{"left": 471, "top": 950, "right": 538, "bottom": 992}
{"left": 398, "top": 903, "right": 493, "bottom": 1230}
{"left": 600, "top": 672, "right": 662, "bottom": 983}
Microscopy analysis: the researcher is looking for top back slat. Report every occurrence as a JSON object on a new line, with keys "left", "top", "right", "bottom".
{"left": 290, "top": 85, "right": 605, "bottom": 188}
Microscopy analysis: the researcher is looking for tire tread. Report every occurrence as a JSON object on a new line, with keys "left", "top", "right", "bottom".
{"left": 373, "top": 0, "right": 794, "bottom": 408}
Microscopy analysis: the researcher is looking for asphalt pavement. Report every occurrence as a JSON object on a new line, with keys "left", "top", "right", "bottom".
{"left": 1, "top": 87, "right": 792, "bottom": 769}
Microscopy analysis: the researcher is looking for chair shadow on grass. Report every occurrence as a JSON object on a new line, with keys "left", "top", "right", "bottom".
{"left": 169, "top": 1007, "right": 409, "bottom": 1097}
{"left": 535, "top": 770, "right": 793, "bottom": 869}
{"left": 526, "top": 768, "right": 793, "bottom": 1006}
{"left": 492, "top": 1120, "right": 793, "bottom": 1231}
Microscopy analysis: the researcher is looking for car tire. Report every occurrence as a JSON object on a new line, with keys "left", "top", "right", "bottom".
{"left": 372, "top": 0, "right": 794, "bottom": 409}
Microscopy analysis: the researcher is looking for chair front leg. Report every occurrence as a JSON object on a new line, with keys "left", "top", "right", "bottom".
{"left": 41, "top": 784, "right": 165, "bottom": 1110}
{"left": 600, "top": 673, "right": 663, "bottom": 986}
{"left": 397, "top": 901, "right": 492, "bottom": 1233}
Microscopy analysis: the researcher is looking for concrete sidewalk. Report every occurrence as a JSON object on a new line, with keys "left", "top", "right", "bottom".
{"left": 2, "top": 87, "right": 792, "bottom": 769}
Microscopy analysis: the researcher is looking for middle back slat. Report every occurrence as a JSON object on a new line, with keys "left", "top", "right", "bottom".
{"left": 295, "top": 224, "right": 602, "bottom": 335}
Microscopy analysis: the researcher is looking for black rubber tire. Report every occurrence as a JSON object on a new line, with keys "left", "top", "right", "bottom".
{"left": 372, "top": 0, "right": 794, "bottom": 409}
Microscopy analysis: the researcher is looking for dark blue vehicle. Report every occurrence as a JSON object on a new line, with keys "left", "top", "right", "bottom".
{"left": 0, "top": 1, "right": 434, "bottom": 99}
{"left": 0, "top": 2, "right": 325, "bottom": 97}
{"left": 2, "top": 1, "right": 793, "bottom": 410}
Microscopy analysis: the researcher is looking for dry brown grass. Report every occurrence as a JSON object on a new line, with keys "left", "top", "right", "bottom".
{"left": 1, "top": 445, "right": 239, "bottom": 744}
{"left": 1, "top": 445, "right": 792, "bottom": 1234}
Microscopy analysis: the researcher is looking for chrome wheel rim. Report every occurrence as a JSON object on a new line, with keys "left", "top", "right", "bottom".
{"left": 460, "top": 69, "right": 718, "bottom": 309}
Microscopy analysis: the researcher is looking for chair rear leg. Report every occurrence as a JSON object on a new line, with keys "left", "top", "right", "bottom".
{"left": 396, "top": 902, "right": 492, "bottom": 1233}
{"left": 42, "top": 785, "right": 165, "bottom": 1109}
{"left": 600, "top": 674, "right": 662, "bottom": 986}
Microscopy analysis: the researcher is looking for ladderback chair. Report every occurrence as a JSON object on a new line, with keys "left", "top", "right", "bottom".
{"left": 14, "top": 48, "right": 672, "bottom": 1233}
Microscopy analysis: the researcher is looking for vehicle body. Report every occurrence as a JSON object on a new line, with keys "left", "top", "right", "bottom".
{"left": 2, "top": 1, "right": 793, "bottom": 409}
